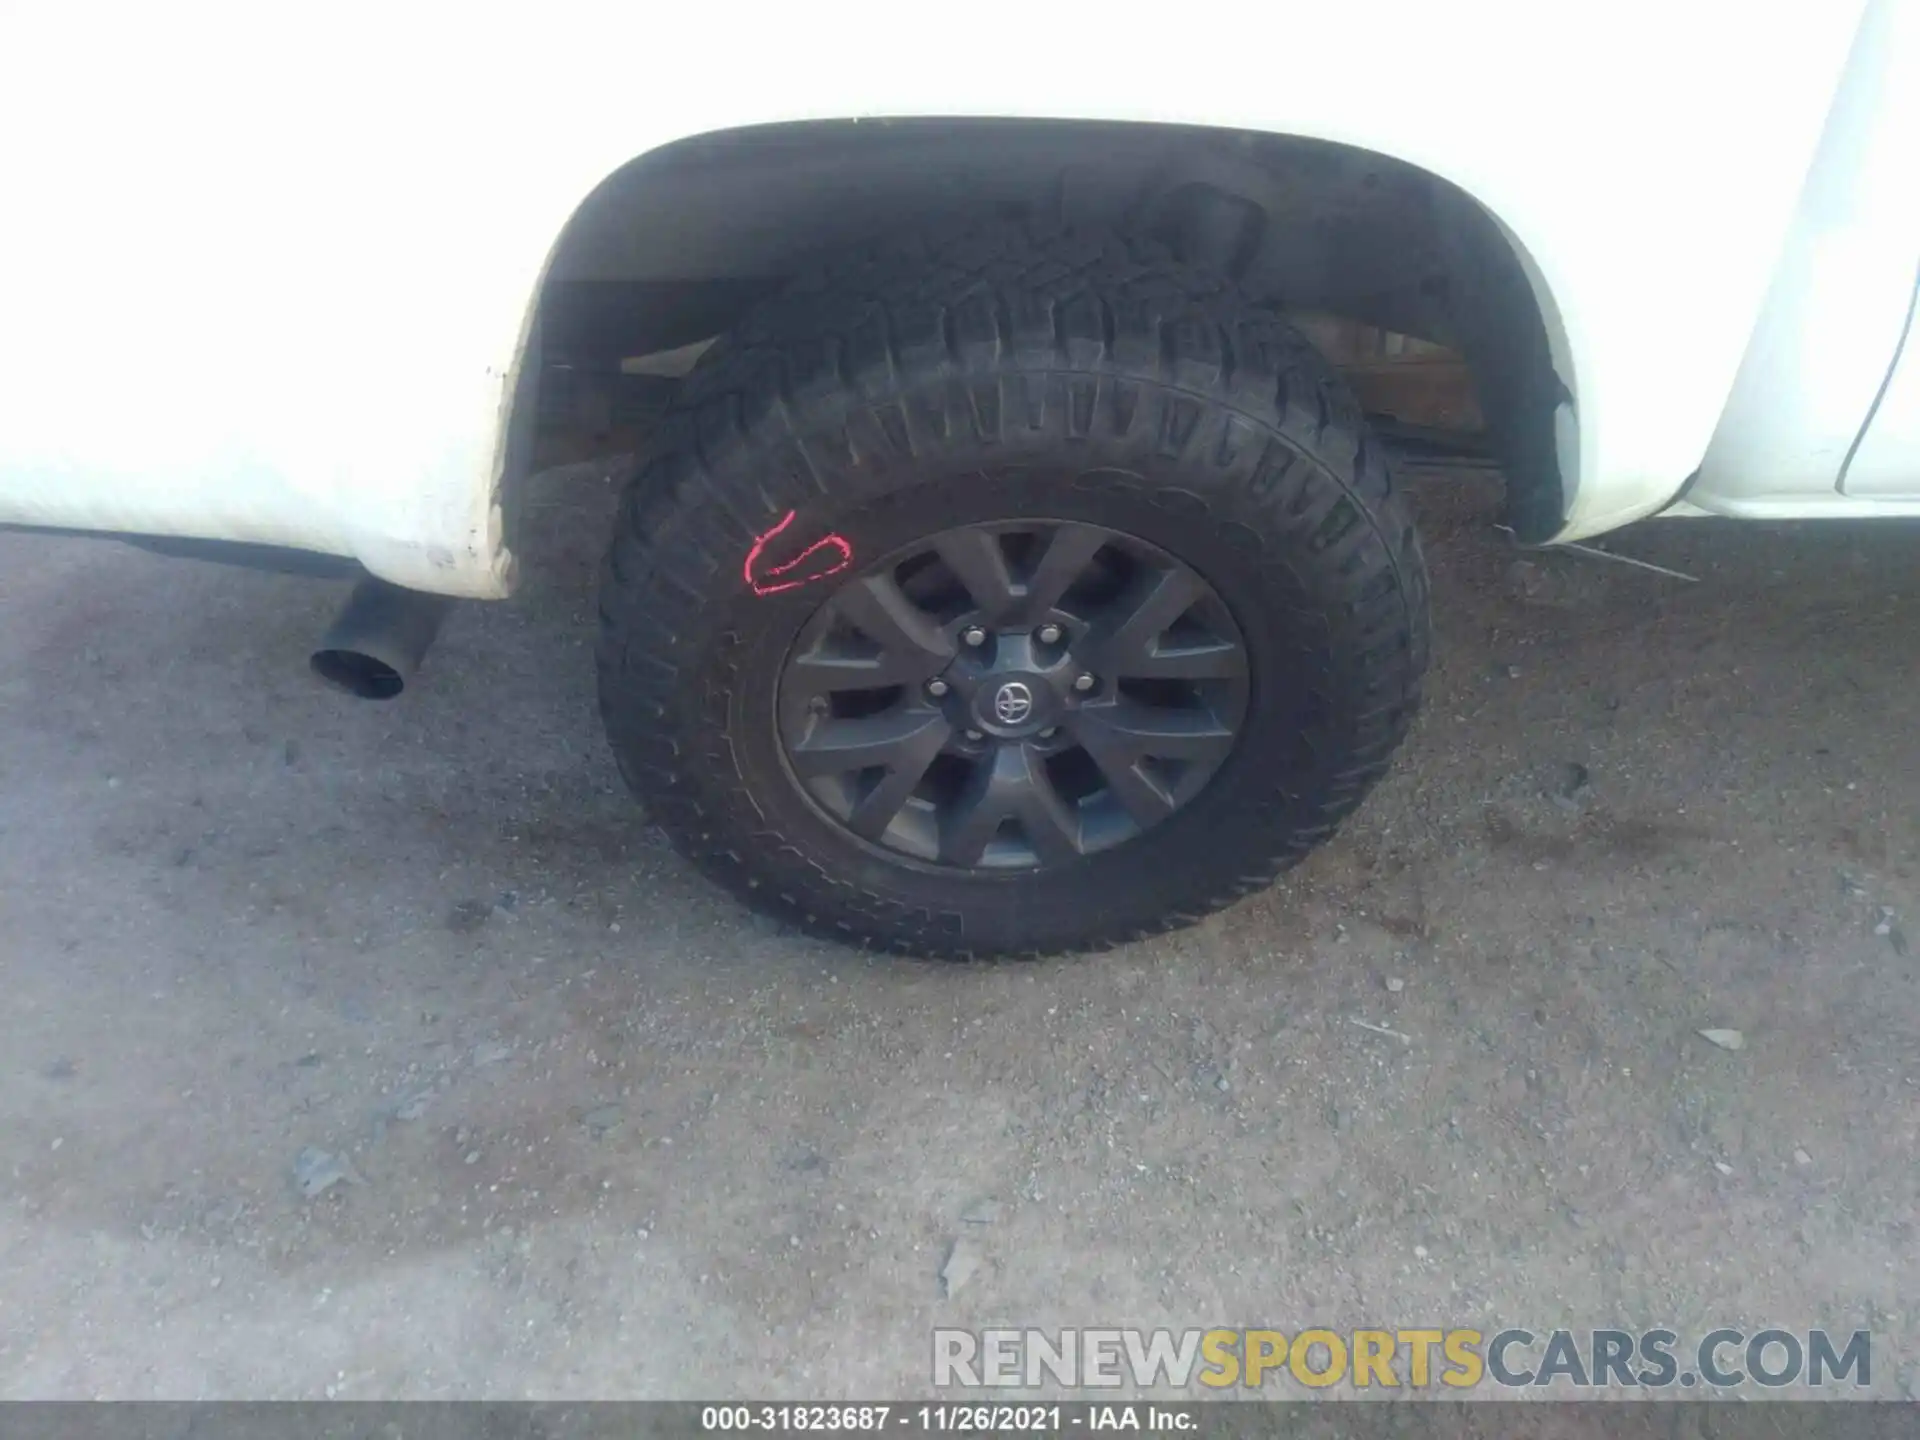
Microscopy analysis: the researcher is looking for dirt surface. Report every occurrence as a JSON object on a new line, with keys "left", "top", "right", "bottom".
{"left": 1, "top": 468, "right": 1915, "bottom": 1400}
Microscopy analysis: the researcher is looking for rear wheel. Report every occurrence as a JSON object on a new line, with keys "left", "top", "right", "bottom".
{"left": 597, "top": 223, "right": 1429, "bottom": 957}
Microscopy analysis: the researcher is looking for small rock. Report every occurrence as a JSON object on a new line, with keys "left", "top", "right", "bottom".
{"left": 1413, "top": 1244, "right": 1429, "bottom": 1259}
{"left": 1793, "top": 1149, "right": 1813, "bottom": 1167}
{"left": 959, "top": 1198, "right": 1002, "bottom": 1226}
{"left": 1696, "top": 1028, "right": 1746, "bottom": 1052}
{"left": 446, "top": 899, "right": 492, "bottom": 934}
{"left": 579, "top": 1103, "right": 625, "bottom": 1138}
{"left": 292, "top": 1147, "right": 361, "bottom": 1199}
{"left": 1551, "top": 761, "right": 1593, "bottom": 812}
{"left": 1215, "top": 1074, "right": 1232, "bottom": 1093}
{"left": 1385, "top": 977, "right": 1405, "bottom": 994}
{"left": 940, "top": 1237, "right": 983, "bottom": 1298}
{"left": 40, "top": 1057, "right": 76, "bottom": 1082}
{"left": 50, "top": 1136, "right": 63, "bottom": 1152}
{"left": 1714, "top": 1161, "right": 1734, "bottom": 1176}
{"left": 391, "top": 1089, "right": 434, "bottom": 1122}
{"left": 463, "top": 1150, "right": 481, "bottom": 1166}
{"left": 496, "top": 890, "right": 519, "bottom": 912}
{"left": 470, "top": 1040, "right": 514, "bottom": 1067}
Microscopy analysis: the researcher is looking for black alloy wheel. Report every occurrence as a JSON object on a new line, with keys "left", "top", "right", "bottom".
{"left": 775, "top": 520, "right": 1249, "bottom": 870}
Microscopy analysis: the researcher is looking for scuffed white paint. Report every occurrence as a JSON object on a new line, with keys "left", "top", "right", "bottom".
{"left": 0, "top": 1, "right": 1905, "bottom": 593}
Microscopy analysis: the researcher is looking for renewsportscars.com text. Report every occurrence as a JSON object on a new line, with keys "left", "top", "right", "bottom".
{"left": 933, "top": 1327, "right": 1872, "bottom": 1391}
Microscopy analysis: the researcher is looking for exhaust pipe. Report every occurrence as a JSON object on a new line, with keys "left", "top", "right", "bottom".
{"left": 311, "top": 577, "right": 455, "bottom": 700}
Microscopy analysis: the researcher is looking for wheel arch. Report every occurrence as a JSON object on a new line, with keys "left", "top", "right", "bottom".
{"left": 499, "top": 117, "right": 1578, "bottom": 546}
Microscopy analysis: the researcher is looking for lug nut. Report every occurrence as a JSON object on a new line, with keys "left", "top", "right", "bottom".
{"left": 1036, "top": 623, "right": 1063, "bottom": 644}
{"left": 961, "top": 626, "right": 988, "bottom": 647}
{"left": 964, "top": 728, "right": 984, "bottom": 741}
{"left": 926, "top": 678, "right": 950, "bottom": 698}
{"left": 1072, "top": 673, "right": 1096, "bottom": 692}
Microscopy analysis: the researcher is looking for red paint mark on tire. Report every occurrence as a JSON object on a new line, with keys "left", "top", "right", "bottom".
{"left": 743, "top": 510, "right": 853, "bottom": 596}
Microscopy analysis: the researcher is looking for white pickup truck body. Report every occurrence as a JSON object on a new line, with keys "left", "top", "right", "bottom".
{"left": 2, "top": 0, "right": 1917, "bottom": 596}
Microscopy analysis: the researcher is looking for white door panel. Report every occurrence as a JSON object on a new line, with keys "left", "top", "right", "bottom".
{"left": 1841, "top": 273, "right": 1920, "bottom": 496}
{"left": 1691, "top": 0, "right": 1920, "bottom": 512}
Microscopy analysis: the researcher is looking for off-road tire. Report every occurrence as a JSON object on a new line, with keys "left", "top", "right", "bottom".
{"left": 597, "top": 223, "right": 1429, "bottom": 957}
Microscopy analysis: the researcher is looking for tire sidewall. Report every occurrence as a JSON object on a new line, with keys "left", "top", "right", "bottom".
{"left": 651, "top": 416, "right": 1359, "bottom": 952}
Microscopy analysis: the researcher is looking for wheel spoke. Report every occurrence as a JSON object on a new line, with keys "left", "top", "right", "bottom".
{"left": 1072, "top": 718, "right": 1177, "bottom": 827}
{"left": 785, "top": 643, "right": 953, "bottom": 693}
{"left": 1016, "top": 760, "right": 1086, "bottom": 866}
{"left": 783, "top": 649, "right": 907, "bottom": 692}
{"left": 843, "top": 718, "right": 950, "bottom": 840}
{"left": 933, "top": 530, "right": 1018, "bottom": 622}
{"left": 788, "top": 707, "right": 951, "bottom": 778}
{"left": 939, "top": 745, "right": 1084, "bottom": 866}
{"left": 1113, "top": 636, "right": 1246, "bottom": 681}
{"left": 1019, "top": 523, "right": 1109, "bottom": 622}
{"left": 939, "top": 756, "right": 1008, "bottom": 868}
{"left": 1088, "top": 566, "right": 1205, "bottom": 669}
{"left": 827, "top": 574, "right": 954, "bottom": 683}
{"left": 1078, "top": 697, "right": 1238, "bottom": 763}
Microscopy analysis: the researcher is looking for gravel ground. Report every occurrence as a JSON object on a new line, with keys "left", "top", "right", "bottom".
{"left": 0, "top": 466, "right": 1915, "bottom": 1399}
